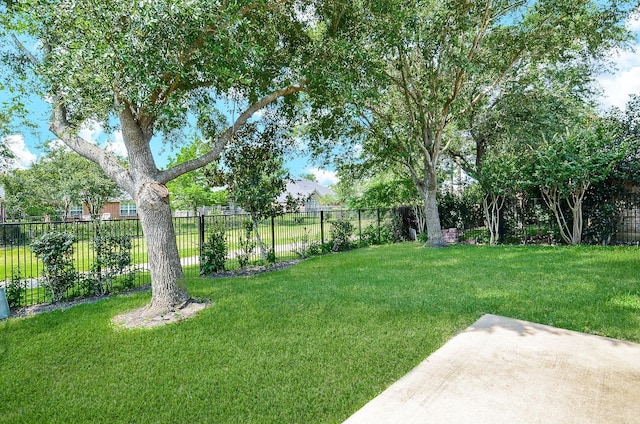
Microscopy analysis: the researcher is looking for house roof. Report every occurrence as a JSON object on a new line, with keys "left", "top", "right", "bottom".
{"left": 276, "top": 179, "right": 335, "bottom": 203}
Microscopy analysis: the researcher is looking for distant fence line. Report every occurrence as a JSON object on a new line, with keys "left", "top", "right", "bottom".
{"left": 2, "top": 198, "right": 639, "bottom": 308}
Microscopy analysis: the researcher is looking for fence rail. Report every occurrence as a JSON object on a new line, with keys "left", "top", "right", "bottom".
{"left": 0, "top": 209, "right": 400, "bottom": 308}
{"left": 2, "top": 198, "right": 639, "bottom": 309}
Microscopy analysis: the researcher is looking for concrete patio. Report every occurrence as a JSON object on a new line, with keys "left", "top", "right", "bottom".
{"left": 344, "top": 314, "right": 640, "bottom": 423}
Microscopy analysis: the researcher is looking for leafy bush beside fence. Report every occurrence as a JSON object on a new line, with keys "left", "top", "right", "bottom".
{"left": 30, "top": 231, "right": 78, "bottom": 303}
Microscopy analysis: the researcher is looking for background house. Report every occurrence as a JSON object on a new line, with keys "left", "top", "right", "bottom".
{"left": 69, "top": 197, "right": 138, "bottom": 221}
{"left": 277, "top": 179, "right": 338, "bottom": 212}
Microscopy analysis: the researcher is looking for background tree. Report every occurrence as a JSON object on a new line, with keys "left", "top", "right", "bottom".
{"left": 2, "top": 143, "right": 120, "bottom": 220}
{"left": 166, "top": 138, "right": 227, "bottom": 215}
{"left": 336, "top": 170, "right": 420, "bottom": 210}
{"left": 299, "top": 173, "right": 317, "bottom": 182}
{"left": 1, "top": 1, "right": 315, "bottom": 315}
{"left": 582, "top": 95, "right": 640, "bottom": 244}
{"left": 610, "top": 94, "right": 640, "bottom": 185}
{"left": 307, "top": 0, "right": 634, "bottom": 247}
{"left": 207, "top": 121, "right": 297, "bottom": 261}
{"left": 527, "top": 119, "right": 627, "bottom": 245}
{"left": 454, "top": 83, "right": 593, "bottom": 244}
{"left": 475, "top": 148, "right": 521, "bottom": 245}
{"left": 1, "top": 167, "right": 48, "bottom": 218}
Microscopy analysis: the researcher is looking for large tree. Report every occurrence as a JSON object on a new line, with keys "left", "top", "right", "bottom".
{"left": 1, "top": 1, "right": 315, "bottom": 314}
{"left": 454, "top": 81, "right": 594, "bottom": 244}
{"left": 309, "top": 0, "right": 635, "bottom": 247}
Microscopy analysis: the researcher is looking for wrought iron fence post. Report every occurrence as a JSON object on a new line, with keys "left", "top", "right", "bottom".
{"left": 377, "top": 209, "right": 381, "bottom": 244}
{"left": 271, "top": 216, "right": 276, "bottom": 260}
{"left": 320, "top": 210, "right": 325, "bottom": 245}
{"left": 198, "top": 215, "right": 205, "bottom": 275}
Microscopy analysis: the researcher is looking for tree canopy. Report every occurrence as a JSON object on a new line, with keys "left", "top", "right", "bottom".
{"left": 526, "top": 119, "right": 627, "bottom": 245}
{"left": 307, "top": 0, "right": 636, "bottom": 246}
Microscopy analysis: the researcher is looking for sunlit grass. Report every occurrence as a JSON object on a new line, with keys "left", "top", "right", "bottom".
{"left": 1, "top": 244, "right": 638, "bottom": 423}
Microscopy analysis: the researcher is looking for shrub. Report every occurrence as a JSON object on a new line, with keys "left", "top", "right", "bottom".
{"left": 329, "top": 219, "right": 355, "bottom": 252}
{"left": 0, "top": 224, "right": 23, "bottom": 246}
{"left": 6, "top": 271, "right": 26, "bottom": 309}
{"left": 265, "top": 248, "right": 276, "bottom": 265}
{"left": 30, "top": 231, "right": 78, "bottom": 302}
{"left": 306, "top": 241, "right": 324, "bottom": 256}
{"left": 87, "top": 232, "right": 133, "bottom": 295}
{"left": 360, "top": 224, "right": 382, "bottom": 246}
{"left": 291, "top": 227, "right": 319, "bottom": 259}
{"left": 385, "top": 213, "right": 405, "bottom": 243}
{"left": 437, "top": 188, "right": 484, "bottom": 230}
{"left": 201, "top": 221, "right": 227, "bottom": 275}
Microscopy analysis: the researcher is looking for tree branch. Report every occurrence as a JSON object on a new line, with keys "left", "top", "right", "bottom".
{"left": 49, "top": 100, "right": 133, "bottom": 193}
{"left": 11, "top": 34, "right": 132, "bottom": 191}
{"left": 158, "top": 81, "right": 307, "bottom": 184}
{"left": 11, "top": 34, "right": 39, "bottom": 66}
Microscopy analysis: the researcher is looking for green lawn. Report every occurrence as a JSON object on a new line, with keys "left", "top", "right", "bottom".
{"left": 1, "top": 244, "right": 639, "bottom": 423}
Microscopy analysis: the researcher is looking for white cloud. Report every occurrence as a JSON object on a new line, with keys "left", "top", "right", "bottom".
{"left": 626, "top": 14, "right": 640, "bottom": 32}
{"left": 78, "top": 120, "right": 104, "bottom": 143}
{"left": 106, "top": 130, "right": 127, "bottom": 157}
{"left": 3, "top": 134, "right": 37, "bottom": 169}
{"left": 77, "top": 121, "right": 127, "bottom": 158}
{"left": 309, "top": 168, "right": 339, "bottom": 186}
{"left": 596, "top": 46, "right": 640, "bottom": 110}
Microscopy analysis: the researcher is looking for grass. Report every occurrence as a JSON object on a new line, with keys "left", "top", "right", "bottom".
{"left": 1, "top": 243, "right": 639, "bottom": 423}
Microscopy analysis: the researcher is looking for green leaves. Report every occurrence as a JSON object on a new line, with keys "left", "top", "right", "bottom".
{"left": 531, "top": 120, "right": 622, "bottom": 197}
{"left": 30, "top": 231, "right": 77, "bottom": 302}
{"left": 165, "top": 137, "right": 226, "bottom": 213}
{"left": 209, "top": 119, "right": 293, "bottom": 222}
{"left": 2, "top": 143, "right": 121, "bottom": 219}
{"left": 4, "top": 0, "right": 311, "bottom": 133}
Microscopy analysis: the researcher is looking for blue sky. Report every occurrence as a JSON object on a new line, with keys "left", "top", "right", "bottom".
{"left": 2, "top": 14, "right": 640, "bottom": 187}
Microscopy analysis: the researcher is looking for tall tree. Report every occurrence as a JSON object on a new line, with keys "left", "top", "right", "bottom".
{"left": 308, "top": 0, "right": 634, "bottom": 247}
{"left": 527, "top": 119, "right": 626, "bottom": 245}
{"left": 455, "top": 83, "right": 593, "bottom": 244}
{"left": 612, "top": 94, "right": 640, "bottom": 184}
{"left": 1, "top": 1, "right": 315, "bottom": 315}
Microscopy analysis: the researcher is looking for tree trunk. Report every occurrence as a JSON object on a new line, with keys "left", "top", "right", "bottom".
{"left": 137, "top": 181, "right": 189, "bottom": 311}
{"left": 541, "top": 187, "right": 574, "bottom": 245}
{"left": 418, "top": 171, "right": 446, "bottom": 247}
{"left": 569, "top": 189, "right": 587, "bottom": 245}
{"left": 483, "top": 194, "right": 504, "bottom": 245}
{"left": 253, "top": 218, "right": 268, "bottom": 261}
{"left": 571, "top": 204, "right": 583, "bottom": 245}
{"left": 412, "top": 205, "right": 427, "bottom": 233}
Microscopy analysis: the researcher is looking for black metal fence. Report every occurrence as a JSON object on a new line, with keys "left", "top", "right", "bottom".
{"left": 1, "top": 209, "right": 400, "bottom": 308}
{"left": 436, "top": 194, "right": 640, "bottom": 246}
{"left": 3, "top": 197, "right": 639, "bottom": 309}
